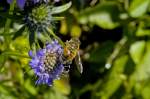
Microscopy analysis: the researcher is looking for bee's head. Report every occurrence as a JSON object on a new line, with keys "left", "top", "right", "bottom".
{"left": 70, "top": 38, "right": 80, "bottom": 45}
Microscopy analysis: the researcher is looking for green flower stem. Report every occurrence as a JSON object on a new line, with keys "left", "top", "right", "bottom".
{"left": 4, "top": 0, "right": 16, "bottom": 48}
{"left": 34, "top": 31, "right": 40, "bottom": 49}
{"left": 2, "top": 51, "right": 30, "bottom": 59}
{"left": 105, "top": 36, "right": 128, "bottom": 68}
{"left": 36, "top": 41, "right": 41, "bottom": 49}
{"left": 52, "top": 17, "right": 65, "bottom": 21}
{"left": 43, "top": 29, "right": 52, "bottom": 42}
{"left": 32, "top": 42, "right": 37, "bottom": 56}
{"left": 46, "top": 28, "right": 65, "bottom": 47}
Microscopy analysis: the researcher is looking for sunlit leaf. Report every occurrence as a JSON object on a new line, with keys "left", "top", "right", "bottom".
{"left": 133, "top": 41, "right": 150, "bottom": 81}
{"left": 129, "top": 41, "right": 150, "bottom": 97}
{"left": 128, "top": 0, "right": 149, "bottom": 17}
{"left": 136, "top": 22, "right": 150, "bottom": 36}
{"left": 129, "top": 41, "right": 146, "bottom": 64}
{"left": 78, "top": 2, "right": 120, "bottom": 29}
{"left": 51, "top": 1, "right": 72, "bottom": 14}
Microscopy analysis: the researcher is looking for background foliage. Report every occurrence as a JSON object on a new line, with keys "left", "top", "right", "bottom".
{"left": 1, "top": 0, "right": 150, "bottom": 99}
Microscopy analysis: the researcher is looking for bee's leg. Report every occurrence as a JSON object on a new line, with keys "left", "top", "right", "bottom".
{"left": 63, "top": 65, "right": 70, "bottom": 73}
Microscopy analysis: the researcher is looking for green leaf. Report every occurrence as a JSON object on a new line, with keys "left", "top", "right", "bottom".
{"left": 78, "top": 2, "right": 120, "bottom": 29}
{"left": 136, "top": 28, "right": 150, "bottom": 36}
{"left": 129, "top": 41, "right": 146, "bottom": 64}
{"left": 24, "top": 80, "right": 37, "bottom": 95}
{"left": 51, "top": 1, "right": 72, "bottom": 14}
{"left": 128, "top": 0, "right": 149, "bottom": 18}
{"left": 125, "top": 41, "right": 150, "bottom": 99}
{"left": 12, "top": 25, "right": 26, "bottom": 40}
{"left": 2, "top": 51, "right": 29, "bottom": 58}
{"left": 141, "top": 82, "right": 150, "bottom": 99}
{"left": 136, "top": 22, "right": 150, "bottom": 36}
{"left": 96, "top": 55, "right": 129, "bottom": 98}
{"left": 129, "top": 41, "right": 150, "bottom": 94}
{"left": 134, "top": 41, "right": 150, "bottom": 81}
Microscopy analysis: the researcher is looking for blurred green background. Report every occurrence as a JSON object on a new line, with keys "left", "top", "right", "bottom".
{"left": 1, "top": 0, "right": 150, "bottom": 99}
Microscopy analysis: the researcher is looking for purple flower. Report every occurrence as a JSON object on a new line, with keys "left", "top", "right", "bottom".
{"left": 7, "top": 0, "right": 26, "bottom": 9}
{"left": 29, "top": 40, "right": 64, "bottom": 86}
{"left": 7, "top": 0, "right": 49, "bottom": 9}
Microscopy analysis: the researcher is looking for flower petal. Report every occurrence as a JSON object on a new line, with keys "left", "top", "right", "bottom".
{"left": 17, "top": 0, "right": 26, "bottom": 9}
{"left": 7, "top": 0, "right": 13, "bottom": 4}
{"left": 28, "top": 50, "right": 34, "bottom": 58}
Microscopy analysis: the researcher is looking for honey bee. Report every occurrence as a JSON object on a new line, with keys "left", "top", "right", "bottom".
{"left": 63, "top": 38, "right": 83, "bottom": 74}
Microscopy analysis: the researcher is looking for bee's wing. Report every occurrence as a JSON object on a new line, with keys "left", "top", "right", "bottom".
{"left": 75, "top": 51, "right": 83, "bottom": 74}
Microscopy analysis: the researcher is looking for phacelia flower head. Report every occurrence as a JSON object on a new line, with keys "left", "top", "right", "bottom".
{"left": 29, "top": 40, "right": 64, "bottom": 86}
